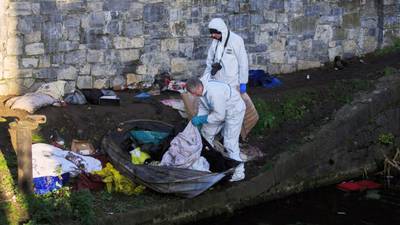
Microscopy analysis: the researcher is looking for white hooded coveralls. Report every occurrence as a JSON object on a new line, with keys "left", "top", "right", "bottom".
{"left": 202, "top": 18, "right": 249, "bottom": 89}
{"left": 198, "top": 80, "right": 246, "bottom": 165}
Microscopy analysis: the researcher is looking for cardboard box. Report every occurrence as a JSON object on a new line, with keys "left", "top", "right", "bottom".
{"left": 71, "top": 139, "right": 96, "bottom": 155}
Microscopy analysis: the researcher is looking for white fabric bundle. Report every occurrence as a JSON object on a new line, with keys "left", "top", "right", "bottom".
{"left": 160, "top": 122, "right": 209, "bottom": 172}
{"left": 32, "top": 143, "right": 102, "bottom": 178}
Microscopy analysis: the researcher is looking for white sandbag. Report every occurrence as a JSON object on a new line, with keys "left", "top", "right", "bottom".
{"left": 36, "top": 80, "right": 67, "bottom": 100}
{"left": 6, "top": 93, "right": 56, "bottom": 113}
{"left": 32, "top": 143, "right": 102, "bottom": 178}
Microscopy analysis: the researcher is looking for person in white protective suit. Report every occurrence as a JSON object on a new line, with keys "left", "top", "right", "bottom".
{"left": 202, "top": 18, "right": 249, "bottom": 94}
{"left": 186, "top": 77, "right": 246, "bottom": 182}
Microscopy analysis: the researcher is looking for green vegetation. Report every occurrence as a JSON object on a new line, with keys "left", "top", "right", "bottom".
{"left": 378, "top": 133, "right": 395, "bottom": 145}
{"left": 31, "top": 133, "right": 45, "bottom": 143}
{"left": 0, "top": 151, "right": 28, "bottom": 225}
{"left": 329, "top": 79, "right": 373, "bottom": 104}
{"left": 376, "top": 37, "right": 400, "bottom": 55}
{"left": 383, "top": 66, "right": 397, "bottom": 76}
{"left": 253, "top": 91, "right": 315, "bottom": 134}
{"left": 27, "top": 188, "right": 95, "bottom": 225}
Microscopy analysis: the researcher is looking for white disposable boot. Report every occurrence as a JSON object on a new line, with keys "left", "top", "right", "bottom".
{"left": 229, "top": 163, "right": 245, "bottom": 182}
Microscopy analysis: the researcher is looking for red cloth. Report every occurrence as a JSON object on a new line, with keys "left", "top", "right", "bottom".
{"left": 337, "top": 180, "right": 382, "bottom": 192}
{"left": 74, "top": 172, "right": 105, "bottom": 191}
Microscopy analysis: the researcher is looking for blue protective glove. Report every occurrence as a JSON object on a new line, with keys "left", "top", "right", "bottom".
{"left": 191, "top": 115, "right": 208, "bottom": 126}
{"left": 239, "top": 83, "right": 247, "bottom": 94}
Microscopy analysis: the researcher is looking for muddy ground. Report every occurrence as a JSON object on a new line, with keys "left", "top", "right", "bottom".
{"left": 0, "top": 51, "right": 399, "bottom": 221}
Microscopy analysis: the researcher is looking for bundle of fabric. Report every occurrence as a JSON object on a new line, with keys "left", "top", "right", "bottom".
{"left": 32, "top": 143, "right": 102, "bottom": 194}
{"left": 5, "top": 81, "right": 67, "bottom": 113}
{"left": 32, "top": 143, "right": 102, "bottom": 178}
{"left": 160, "top": 122, "right": 210, "bottom": 172}
{"left": 5, "top": 93, "right": 56, "bottom": 113}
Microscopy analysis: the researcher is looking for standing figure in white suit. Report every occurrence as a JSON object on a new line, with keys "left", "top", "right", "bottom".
{"left": 202, "top": 18, "right": 249, "bottom": 95}
{"left": 186, "top": 77, "right": 246, "bottom": 182}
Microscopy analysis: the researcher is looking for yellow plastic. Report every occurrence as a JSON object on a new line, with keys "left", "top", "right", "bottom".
{"left": 94, "top": 163, "right": 145, "bottom": 195}
{"left": 130, "top": 147, "right": 151, "bottom": 165}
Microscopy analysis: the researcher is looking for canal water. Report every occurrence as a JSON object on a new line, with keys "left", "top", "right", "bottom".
{"left": 194, "top": 184, "right": 400, "bottom": 225}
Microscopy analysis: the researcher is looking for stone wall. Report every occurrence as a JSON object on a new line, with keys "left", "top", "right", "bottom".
{"left": 0, "top": 0, "right": 399, "bottom": 95}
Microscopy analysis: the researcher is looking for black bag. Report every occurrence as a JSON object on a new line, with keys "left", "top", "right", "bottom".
{"left": 81, "top": 89, "right": 104, "bottom": 105}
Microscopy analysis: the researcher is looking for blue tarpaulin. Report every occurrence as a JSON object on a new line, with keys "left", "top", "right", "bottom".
{"left": 33, "top": 173, "right": 70, "bottom": 195}
{"left": 130, "top": 130, "right": 169, "bottom": 145}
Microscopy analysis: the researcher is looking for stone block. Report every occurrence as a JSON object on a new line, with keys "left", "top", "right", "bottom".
{"left": 22, "top": 58, "right": 39, "bottom": 68}
{"left": 270, "top": 38, "right": 286, "bottom": 51}
{"left": 58, "top": 41, "right": 79, "bottom": 52}
{"left": 8, "top": 2, "right": 32, "bottom": 16}
{"left": 290, "top": 16, "right": 317, "bottom": 34}
{"left": 186, "top": 24, "right": 200, "bottom": 36}
{"left": 18, "top": 69, "right": 34, "bottom": 78}
{"left": 114, "top": 37, "right": 144, "bottom": 49}
{"left": 161, "top": 39, "right": 179, "bottom": 51}
{"left": 288, "top": 55, "right": 297, "bottom": 64}
{"left": 170, "top": 21, "right": 186, "bottom": 37}
{"left": 126, "top": 73, "right": 144, "bottom": 84}
{"left": 112, "top": 76, "right": 126, "bottom": 89}
{"left": 7, "top": 19, "right": 18, "bottom": 36}
{"left": 343, "top": 40, "right": 357, "bottom": 53}
{"left": 4, "top": 56, "right": 19, "bottom": 69}
{"left": 6, "top": 37, "right": 23, "bottom": 55}
{"left": 136, "top": 65, "right": 147, "bottom": 75}
{"left": 144, "top": 3, "right": 167, "bottom": 23}
{"left": 91, "top": 64, "right": 117, "bottom": 77}
{"left": 118, "top": 49, "right": 140, "bottom": 62}
{"left": 93, "top": 78, "right": 110, "bottom": 89}
{"left": 328, "top": 46, "right": 344, "bottom": 61}
{"left": 314, "top": 25, "right": 333, "bottom": 44}
{"left": 264, "top": 11, "right": 276, "bottom": 22}
{"left": 179, "top": 42, "right": 194, "bottom": 58}
{"left": 362, "top": 36, "right": 378, "bottom": 53}
{"left": 79, "top": 64, "right": 91, "bottom": 75}
{"left": 77, "top": 76, "right": 93, "bottom": 89}
{"left": 0, "top": 83, "right": 9, "bottom": 96}
{"left": 269, "top": 51, "right": 285, "bottom": 64}
{"left": 67, "top": 28, "right": 80, "bottom": 41}
{"left": 104, "top": 20, "right": 122, "bottom": 35}
{"left": 57, "top": 66, "right": 78, "bottom": 80}
{"left": 65, "top": 16, "right": 81, "bottom": 28}
{"left": 65, "top": 50, "right": 87, "bottom": 65}
{"left": 276, "top": 13, "right": 288, "bottom": 23}
{"left": 124, "top": 21, "right": 143, "bottom": 38}
{"left": 91, "top": 12, "right": 111, "bottom": 27}
{"left": 87, "top": 50, "right": 104, "bottom": 63}
{"left": 297, "top": 60, "right": 321, "bottom": 70}
{"left": 140, "top": 52, "right": 170, "bottom": 67}
{"left": 281, "top": 64, "right": 296, "bottom": 74}
{"left": 25, "top": 31, "right": 42, "bottom": 43}
{"left": 171, "top": 58, "right": 187, "bottom": 73}
{"left": 127, "top": 2, "right": 144, "bottom": 20}
{"left": 343, "top": 13, "right": 361, "bottom": 29}
{"left": 33, "top": 68, "right": 56, "bottom": 79}
{"left": 88, "top": 2, "right": 103, "bottom": 12}
{"left": 23, "top": 78, "right": 35, "bottom": 89}
{"left": 32, "top": 3, "right": 40, "bottom": 15}
{"left": 26, "top": 43, "right": 45, "bottom": 55}
{"left": 17, "top": 18, "right": 34, "bottom": 33}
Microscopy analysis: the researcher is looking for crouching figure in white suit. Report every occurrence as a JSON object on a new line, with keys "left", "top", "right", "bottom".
{"left": 186, "top": 77, "right": 246, "bottom": 182}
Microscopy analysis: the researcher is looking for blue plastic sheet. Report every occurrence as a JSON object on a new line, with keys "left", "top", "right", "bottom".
{"left": 249, "top": 69, "right": 282, "bottom": 88}
{"left": 130, "top": 130, "right": 169, "bottom": 145}
{"left": 33, "top": 173, "right": 70, "bottom": 195}
{"left": 134, "top": 92, "right": 151, "bottom": 98}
